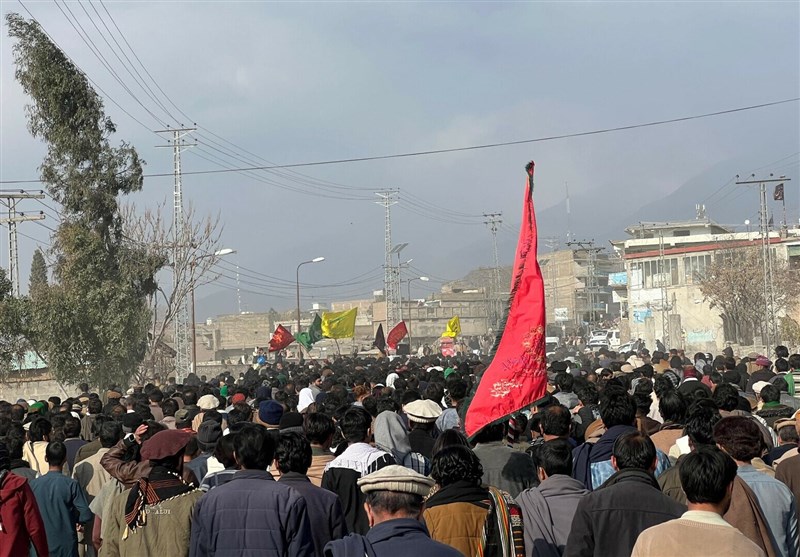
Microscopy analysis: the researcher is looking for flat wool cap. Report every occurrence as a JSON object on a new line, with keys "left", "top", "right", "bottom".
{"left": 140, "top": 429, "right": 193, "bottom": 461}
{"left": 403, "top": 399, "right": 442, "bottom": 423}
{"left": 197, "top": 394, "right": 219, "bottom": 410}
{"left": 358, "top": 464, "right": 434, "bottom": 496}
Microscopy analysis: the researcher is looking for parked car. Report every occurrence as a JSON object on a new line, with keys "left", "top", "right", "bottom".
{"left": 545, "top": 336, "right": 561, "bottom": 357}
{"left": 588, "top": 330, "right": 610, "bottom": 349}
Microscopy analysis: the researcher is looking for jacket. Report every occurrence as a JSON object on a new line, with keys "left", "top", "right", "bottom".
{"left": 324, "top": 518, "right": 462, "bottom": 557}
{"left": 190, "top": 469, "right": 315, "bottom": 557}
{"left": 516, "top": 474, "right": 589, "bottom": 557}
{"left": 423, "top": 481, "right": 489, "bottom": 557}
{"left": 0, "top": 471, "right": 48, "bottom": 557}
{"left": 473, "top": 441, "right": 537, "bottom": 498}
{"left": 278, "top": 472, "right": 348, "bottom": 557}
{"left": 776, "top": 453, "right": 800, "bottom": 510}
{"left": 100, "top": 439, "right": 152, "bottom": 489}
{"left": 563, "top": 468, "right": 686, "bottom": 557}
{"left": 657, "top": 454, "right": 686, "bottom": 504}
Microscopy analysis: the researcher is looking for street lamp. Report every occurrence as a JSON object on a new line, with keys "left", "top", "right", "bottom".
{"left": 192, "top": 248, "right": 236, "bottom": 375}
{"left": 405, "top": 276, "right": 429, "bottom": 353}
{"left": 296, "top": 257, "right": 325, "bottom": 335}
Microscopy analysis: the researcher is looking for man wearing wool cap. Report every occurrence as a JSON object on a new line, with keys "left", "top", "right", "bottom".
{"left": 324, "top": 465, "right": 461, "bottom": 557}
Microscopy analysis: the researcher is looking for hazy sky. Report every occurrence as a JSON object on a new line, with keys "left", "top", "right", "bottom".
{"left": 1, "top": 1, "right": 798, "bottom": 317}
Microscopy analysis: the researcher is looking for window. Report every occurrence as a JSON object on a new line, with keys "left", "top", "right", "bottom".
{"left": 684, "top": 254, "right": 712, "bottom": 285}
{"left": 631, "top": 258, "right": 679, "bottom": 288}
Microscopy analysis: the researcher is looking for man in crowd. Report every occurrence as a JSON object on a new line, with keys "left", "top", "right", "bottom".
{"left": 324, "top": 465, "right": 462, "bottom": 557}
{"left": 190, "top": 423, "right": 314, "bottom": 556}
{"left": 632, "top": 446, "right": 765, "bottom": 557}
{"left": 305, "top": 412, "right": 336, "bottom": 486}
{"left": 0, "top": 440, "right": 49, "bottom": 557}
{"left": 473, "top": 420, "right": 536, "bottom": 497}
{"left": 565, "top": 431, "right": 685, "bottom": 557}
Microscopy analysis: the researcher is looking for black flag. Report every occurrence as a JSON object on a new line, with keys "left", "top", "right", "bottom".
{"left": 774, "top": 183, "right": 784, "bottom": 201}
{"left": 373, "top": 324, "right": 387, "bottom": 355}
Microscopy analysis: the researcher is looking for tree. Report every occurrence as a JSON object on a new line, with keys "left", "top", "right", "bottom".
{"left": 28, "top": 248, "right": 48, "bottom": 295}
{"left": 120, "top": 202, "right": 222, "bottom": 383}
{"left": 699, "top": 247, "right": 799, "bottom": 345}
{"left": 0, "top": 268, "right": 29, "bottom": 379}
{"left": 7, "top": 13, "right": 163, "bottom": 389}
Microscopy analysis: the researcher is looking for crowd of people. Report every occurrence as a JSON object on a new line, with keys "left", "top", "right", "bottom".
{"left": 0, "top": 344, "right": 799, "bottom": 557}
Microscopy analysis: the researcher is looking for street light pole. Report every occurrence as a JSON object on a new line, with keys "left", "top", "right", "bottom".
{"left": 191, "top": 248, "right": 235, "bottom": 376}
{"left": 296, "top": 257, "right": 325, "bottom": 335}
{"left": 405, "top": 276, "right": 429, "bottom": 353}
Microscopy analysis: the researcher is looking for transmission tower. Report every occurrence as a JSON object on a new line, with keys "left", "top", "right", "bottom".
{"left": 375, "top": 190, "right": 399, "bottom": 327}
{"left": 567, "top": 240, "right": 603, "bottom": 329}
{"left": 483, "top": 213, "right": 503, "bottom": 328}
{"left": 156, "top": 127, "right": 196, "bottom": 381}
{"left": 0, "top": 191, "right": 46, "bottom": 297}
{"left": 658, "top": 229, "right": 670, "bottom": 348}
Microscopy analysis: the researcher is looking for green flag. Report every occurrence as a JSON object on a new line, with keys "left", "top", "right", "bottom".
{"left": 296, "top": 313, "right": 323, "bottom": 349}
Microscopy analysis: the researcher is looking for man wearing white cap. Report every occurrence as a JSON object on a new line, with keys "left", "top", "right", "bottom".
{"left": 324, "top": 465, "right": 461, "bottom": 557}
{"left": 404, "top": 399, "right": 442, "bottom": 460}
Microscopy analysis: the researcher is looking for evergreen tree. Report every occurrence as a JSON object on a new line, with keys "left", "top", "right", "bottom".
{"left": 28, "top": 248, "right": 48, "bottom": 294}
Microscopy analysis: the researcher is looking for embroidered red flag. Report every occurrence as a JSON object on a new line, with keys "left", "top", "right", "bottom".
{"left": 268, "top": 325, "right": 295, "bottom": 352}
{"left": 464, "top": 162, "right": 548, "bottom": 438}
{"left": 387, "top": 321, "right": 408, "bottom": 350}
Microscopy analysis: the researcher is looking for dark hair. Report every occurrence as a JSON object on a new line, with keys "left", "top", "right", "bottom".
{"left": 680, "top": 447, "right": 738, "bottom": 504}
{"left": 45, "top": 441, "right": 67, "bottom": 466}
{"left": 775, "top": 359, "right": 789, "bottom": 373}
{"left": 365, "top": 490, "right": 423, "bottom": 516}
{"left": 600, "top": 388, "right": 637, "bottom": 428}
{"left": 779, "top": 425, "right": 799, "bottom": 444}
{"left": 658, "top": 390, "right": 687, "bottom": 424}
{"left": 577, "top": 386, "right": 599, "bottom": 406}
{"left": 430, "top": 445, "right": 483, "bottom": 487}
{"left": 776, "top": 345, "right": 790, "bottom": 359}
{"left": 538, "top": 439, "right": 573, "bottom": 477}
{"left": 149, "top": 389, "right": 164, "bottom": 403}
{"left": 789, "top": 354, "right": 800, "bottom": 370}
{"left": 29, "top": 417, "right": 52, "bottom": 442}
{"left": 653, "top": 375, "right": 675, "bottom": 399}
{"left": 431, "top": 428, "right": 470, "bottom": 456}
{"left": 612, "top": 431, "right": 656, "bottom": 471}
{"left": 87, "top": 398, "right": 103, "bottom": 415}
{"left": 473, "top": 422, "right": 505, "bottom": 444}
{"left": 305, "top": 412, "right": 336, "bottom": 445}
{"left": 555, "top": 373, "right": 574, "bottom": 393}
{"left": 447, "top": 380, "right": 468, "bottom": 402}
{"left": 213, "top": 434, "right": 237, "bottom": 469}
{"left": 683, "top": 399, "right": 721, "bottom": 447}
{"left": 161, "top": 398, "right": 178, "bottom": 417}
{"left": 339, "top": 407, "right": 372, "bottom": 443}
{"left": 182, "top": 391, "right": 198, "bottom": 406}
{"left": 541, "top": 405, "right": 572, "bottom": 437}
{"left": 63, "top": 416, "right": 81, "bottom": 439}
{"left": 275, "top": 432, "right": 312, "bottom": 474}
{"left": 233, "top": 423, "right": 275, "bottom": 470}
{"left": 99, "top": 421, "right": 123, "bottom": 448}
{"left": 712, "top": 383, "right": 740, "bottom": 412}
{"left": 759, "top": 384, "right": 780, "bottom": 403}
{"left": 713, "top": 416, "right": 763, "bottom": 462}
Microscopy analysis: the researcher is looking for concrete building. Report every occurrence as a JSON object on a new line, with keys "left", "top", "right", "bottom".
{"left": 611, "top": 220, "right": 800, "bottom": 353}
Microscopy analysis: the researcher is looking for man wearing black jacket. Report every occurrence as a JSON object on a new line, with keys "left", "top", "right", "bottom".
{"left": 564, "top": 431, "right": 685, "bottom": 557}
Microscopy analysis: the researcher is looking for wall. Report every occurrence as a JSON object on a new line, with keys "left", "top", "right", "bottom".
{"left": 0, "top": 371, "right": 81, "bottom": 402}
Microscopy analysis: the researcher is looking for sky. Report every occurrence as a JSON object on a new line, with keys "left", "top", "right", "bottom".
{"left": 1, "top": 1, "right": 798, "bottom": 318}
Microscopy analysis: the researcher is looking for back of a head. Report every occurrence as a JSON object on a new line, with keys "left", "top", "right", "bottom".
{"left": 305, "top": 412, "right": 335, "bottom": 445}
{"left": 87, "top": 398, "right": 103, "bottom": 415}
{"left": 29, "top": 417, "right": 52, "bottom": 442}
{"left": 63, "top": 416, "right": 81, "bottom": 439}
{"left": 712, "top": 383, "right": 740, "bottom": 412}
{"left": 658, "top": 390, "right": 687, "bottom": 424}
{"left": 713, "top": 416, "right": 763, "bottom": 462}
{"left": 45, "top": 440, "right": 67, "bottom": 467}
{"left": 538, "top": 438, "right": 573, "bottom": 477}
{"left": 233, "top": 423, "right": 274, "bottom": 470}
{"left": 430, "top": 445, "right": 483, "bottom": 488}
{"left": 431, "top": 428, "right": 470, "bottom": 456}
{"left": 99, "top": 421, "right": 123, "bottom": 449}
{"left": 679, "top": 446, "right": 738, "bottom": 505}
{"left": 612, "top": 431, "right": 656, "bottom": 471}
{"left": 683, "top": 399, "right": 721, "bottom": 447}
{"left": 448, "top": 380, "right": 468, "bottom": 402}
{"left": 759, "top": 384, "right": 780, "bottom": 403}
{"left": 600, "top": 388, "right": 637, "bottom": 429}
{"left": 339, "top": 407, "right": 372, "bottom": 444}
{"left": 473, "top": 422, "right": 506, "bottom": 444}
{"left": 275, "top": 431, "right": 312, "bottom": 475}
{"left": 776, "top": 345, "right": 789, "bottom": 359}
{"left": 555, "top": 372, "right": 574, "bottom": 393}
{"left": 541, "top": 405, "right": 572, "bottom": 437}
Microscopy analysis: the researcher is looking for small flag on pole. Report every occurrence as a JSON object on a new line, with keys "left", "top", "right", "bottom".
{"left": 387, "top": 321, "right": 409, "bottom": 350}
{"left": 296, "top": 314, "right": 323, "bottom": 349}
{"left": 442, "top": 316, "right": 461, "bottom": 338}
{"left": 268, "top": 325, "right": 295, "bottom": 352}
{"left": 373, "top": 324, "right": 387, "bottom": 355}
{"left": 774, "top": 183, "right": 784, "bottom": 201}
{"left": 321, "top": 308, "right": 358, "bottom": 339}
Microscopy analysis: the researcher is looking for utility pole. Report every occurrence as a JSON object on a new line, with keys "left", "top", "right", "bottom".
{"left": 483, "top": 212, "right": 502, "bottom": 329}
{"left": 658, "top": 229, "right": 670, "bottom": 349}
{"left": 0, "top": 191, "right": 46, "bottom": 297}
{"left": 543, "top": 237, "right": 560, "bottom": 325}
{"left": 735, "top": 175, "right": 789, "bottom": 350}
{"left": 156, "top": 127, "right": 196, "bottom": 381}
{"left": 567, "top": 240, "right": 603, "bottom": 330}
{"left": 375, "top": 190, "right": 399, "bottom": 327}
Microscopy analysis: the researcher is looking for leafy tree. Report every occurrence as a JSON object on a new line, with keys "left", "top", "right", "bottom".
{"left": 7, "top": 13, "right": 163, "bottom": 389}
{"left": 700, "top": 247, "right": 798, "bottom": 345}
{"left": 0, "top": 268, "right": 28, "bottom": 379}
{"left": 28, "top": 248, "right": 48, "bottom": 295}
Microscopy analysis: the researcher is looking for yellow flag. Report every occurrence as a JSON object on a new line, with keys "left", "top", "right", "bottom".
{"left": 321, "top": 308, "right": 358, "bottom": 339}
{"left": 442, "top": 315, "right": 461, "bottom": 338}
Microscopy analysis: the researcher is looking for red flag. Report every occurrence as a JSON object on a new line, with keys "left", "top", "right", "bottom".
{"left": 268, "top": 325, "right": 295, "bottom": 352}
{"left": 464, "top": 162, "right": 548, "bottom": 438}
{"left": 387, "top": 321, "right": 408, "bottom": 350}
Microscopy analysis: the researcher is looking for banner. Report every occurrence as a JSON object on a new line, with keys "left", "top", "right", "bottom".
{"left": 774, "top": 183, "right": 784, "bottom": 201}
{"left": 295, "top": 313, "right": 323, "bottom": 349}
{"left": 321, "top": 308, "right": 358, "bottom": 339}
{"left": 441, "top": 316, "right": 461, "bottom": 338}
{"left": 268, "top": 325, "right": 295, "bottom": 352}
{"left": 464, "top": 162, "right": 548, "bottom": 438}
{"left": 387, "top": 321, "right": 408, "bottom": 350}
{"left": 373, "top": 324, "right": 387, "bottom": 355}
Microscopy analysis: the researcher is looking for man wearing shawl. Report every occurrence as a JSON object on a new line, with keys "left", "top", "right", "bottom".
{"left": 101, "top": 430, "right": 202, "bottom": 556}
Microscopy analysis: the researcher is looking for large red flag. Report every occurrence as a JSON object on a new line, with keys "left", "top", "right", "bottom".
{"left": 387, "top": 321, "right": 408, "bottom": 350}
{"left": 268, "top": 325, "right": 295, "bottom": 352}
{"left": 464, "top": 162, "right": 548, "bottom": 438}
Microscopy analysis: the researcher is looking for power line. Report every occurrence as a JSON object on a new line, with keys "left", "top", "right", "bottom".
{"left": 3, "top": 97, "right": 798, "bottom": 185}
